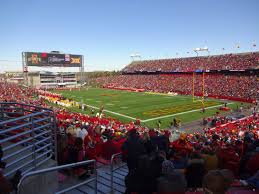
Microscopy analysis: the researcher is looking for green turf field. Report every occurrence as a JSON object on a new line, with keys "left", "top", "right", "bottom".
{"left": 55, "top": 88, "right": 243, "bottom": 129}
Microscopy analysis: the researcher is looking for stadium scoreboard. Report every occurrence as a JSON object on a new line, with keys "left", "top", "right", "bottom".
{"left": 25, "top": 52, "right": 83, "bottom": 67}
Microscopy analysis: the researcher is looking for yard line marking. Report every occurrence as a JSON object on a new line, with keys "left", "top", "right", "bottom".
{"left": 66, "top": 97, "right": 232, "bottom": 123}
{"left": 86, "top": 104, "right": 138, "bottom": 121}
{"left": 120, "top": 106, "right": 128, "bottom": 109}
{"left": 106, "top": 103, "right": 114, "bottom": 106}
{"left": 142, "top": 103, "right": 234, "bottom": 122}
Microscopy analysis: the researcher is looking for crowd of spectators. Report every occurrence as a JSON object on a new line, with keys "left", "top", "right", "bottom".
{"left": 122, "top": 114, "right": 259, "bottom": 193}
{"left": 123, "top": 52, "right": 259, "bottom": 73}
{"left": 0, "top": 82, "right": 259, "bottom": 193}
{"left": 0, "top": 82, "right": 45, "bottom": 106}
{"left": 95, "top": 74, "right": 259, "bottom": 101}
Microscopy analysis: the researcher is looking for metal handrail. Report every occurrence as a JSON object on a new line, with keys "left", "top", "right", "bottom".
{"left": 0, "top": 102, "right": 53, "bottom": 112}
{"left": 0, "top": 130, "right": 32, "bottom": 143}
{"left": 0, "top": 122, "right": 32, "bottom": 135}
{"left": 5, "top": 150, "right": 53, "bottom": 177}
{"left": 2, "top": 137, "right": 51, "bottom": 160}
{"left": 110, "top": 152, "right": 127, "bottom": 194}
{"left": 17, "top": 159, "right": 97, "bottom": 194}
{"left": 0, "top": 111, "right": 51, "bottom": 126}
{"left": 52, "top": 110, "right": 58, "bottom": 165}
{"left": 0, "top": 102, "right": 57, "bottom": 177}
{"left": 2, "top": 137, "right": 34, "bottom": 152}
{"left": 0, "top": 125, "right": 51, "bottom": 144}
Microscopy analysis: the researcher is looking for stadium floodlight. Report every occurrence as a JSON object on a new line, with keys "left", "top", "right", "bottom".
{"left": 135, "top": 53, "right": 141, "bottom": 57}
{"left": 194, "top": 48, "right": 201, "bottom": 51}
{"left": 130, "top": 52, "right": 141, "bottom": 61}
{"left": 193, "top": 47, "right": 210, "bottom": 56}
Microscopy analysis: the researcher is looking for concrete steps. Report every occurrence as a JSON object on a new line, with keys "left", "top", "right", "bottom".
{"left": 57, "top": 161, "right": 128, "bottom": 194}
{"left": 2, "top": 139, "right": 127, "bottom": 194}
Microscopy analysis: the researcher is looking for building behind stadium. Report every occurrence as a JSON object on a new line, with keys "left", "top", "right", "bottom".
{"left": 4, "top": 71, "right": 77, "bottom": 89}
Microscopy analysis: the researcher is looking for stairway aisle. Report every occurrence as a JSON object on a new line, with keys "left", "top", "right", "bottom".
{"left": 65, "top": 161, "right": 128, "bottom": 194}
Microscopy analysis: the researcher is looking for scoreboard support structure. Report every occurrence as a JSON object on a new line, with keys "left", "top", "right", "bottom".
{"left": 22, "top": 52, "right": 29, "bottom": 86}
{"left": 80, "top": 55, "right": 85, "bottom": 84}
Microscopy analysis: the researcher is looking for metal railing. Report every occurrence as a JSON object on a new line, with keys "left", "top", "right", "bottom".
{"left": 17, "top": 159, "right": 97, "bottom": 194}
{"left": 0, "top": 102, "right": 57, "bottom": 177}
{"left": 110, "top": 152, "right": 127, "bottom": 194}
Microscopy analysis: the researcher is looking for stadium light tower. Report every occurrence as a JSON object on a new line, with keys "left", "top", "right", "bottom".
{"left": 252, "top": 41, "right": 257, "bottom": 52}
{"left": 193, "top": 47, "right": 210, "bottom": 56}
{"left": 130, "top": 53, "right": 141, "bottom": 61}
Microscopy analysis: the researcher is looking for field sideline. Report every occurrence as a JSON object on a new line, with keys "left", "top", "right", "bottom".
{"left": 55, "top": 88, "right": 242, "bottom": 129}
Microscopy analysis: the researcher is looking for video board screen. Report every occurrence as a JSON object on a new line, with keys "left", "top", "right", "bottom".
{"left": 25, "top": 52, "right": 83, "bottom": 67}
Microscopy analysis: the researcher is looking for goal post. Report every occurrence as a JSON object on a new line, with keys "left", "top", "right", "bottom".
{"left": 192, "top": 46, "right": 209, "bottom": 107}
{"left": 192, "top": 71, "right": 205, "bottom": 107}
{"left": 192, "top": 72, "right": 195, "bottom": 102}
{"left": 202, "top": 71, "right": 205, "bottom": 98}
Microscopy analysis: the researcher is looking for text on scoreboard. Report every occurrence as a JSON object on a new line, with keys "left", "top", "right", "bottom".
{"left": 25, "top": 52, "right": 83, "bottom": 67}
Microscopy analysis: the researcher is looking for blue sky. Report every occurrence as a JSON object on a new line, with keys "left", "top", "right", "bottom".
{"left": 0, "top": 0, "right": 258, "bottom": 72}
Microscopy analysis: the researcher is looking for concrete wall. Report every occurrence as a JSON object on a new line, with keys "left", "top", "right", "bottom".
{"left": 28, "top": 75, "right": 40, "bottom": 87}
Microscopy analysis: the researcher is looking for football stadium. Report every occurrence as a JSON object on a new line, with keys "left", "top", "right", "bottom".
{"left": 0, "top": 1, "right": 259, "bottom": 194}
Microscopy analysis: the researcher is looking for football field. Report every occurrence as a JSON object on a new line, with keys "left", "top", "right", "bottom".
{"left": 55, "top": 88, "right": 241, "bottom": 129}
